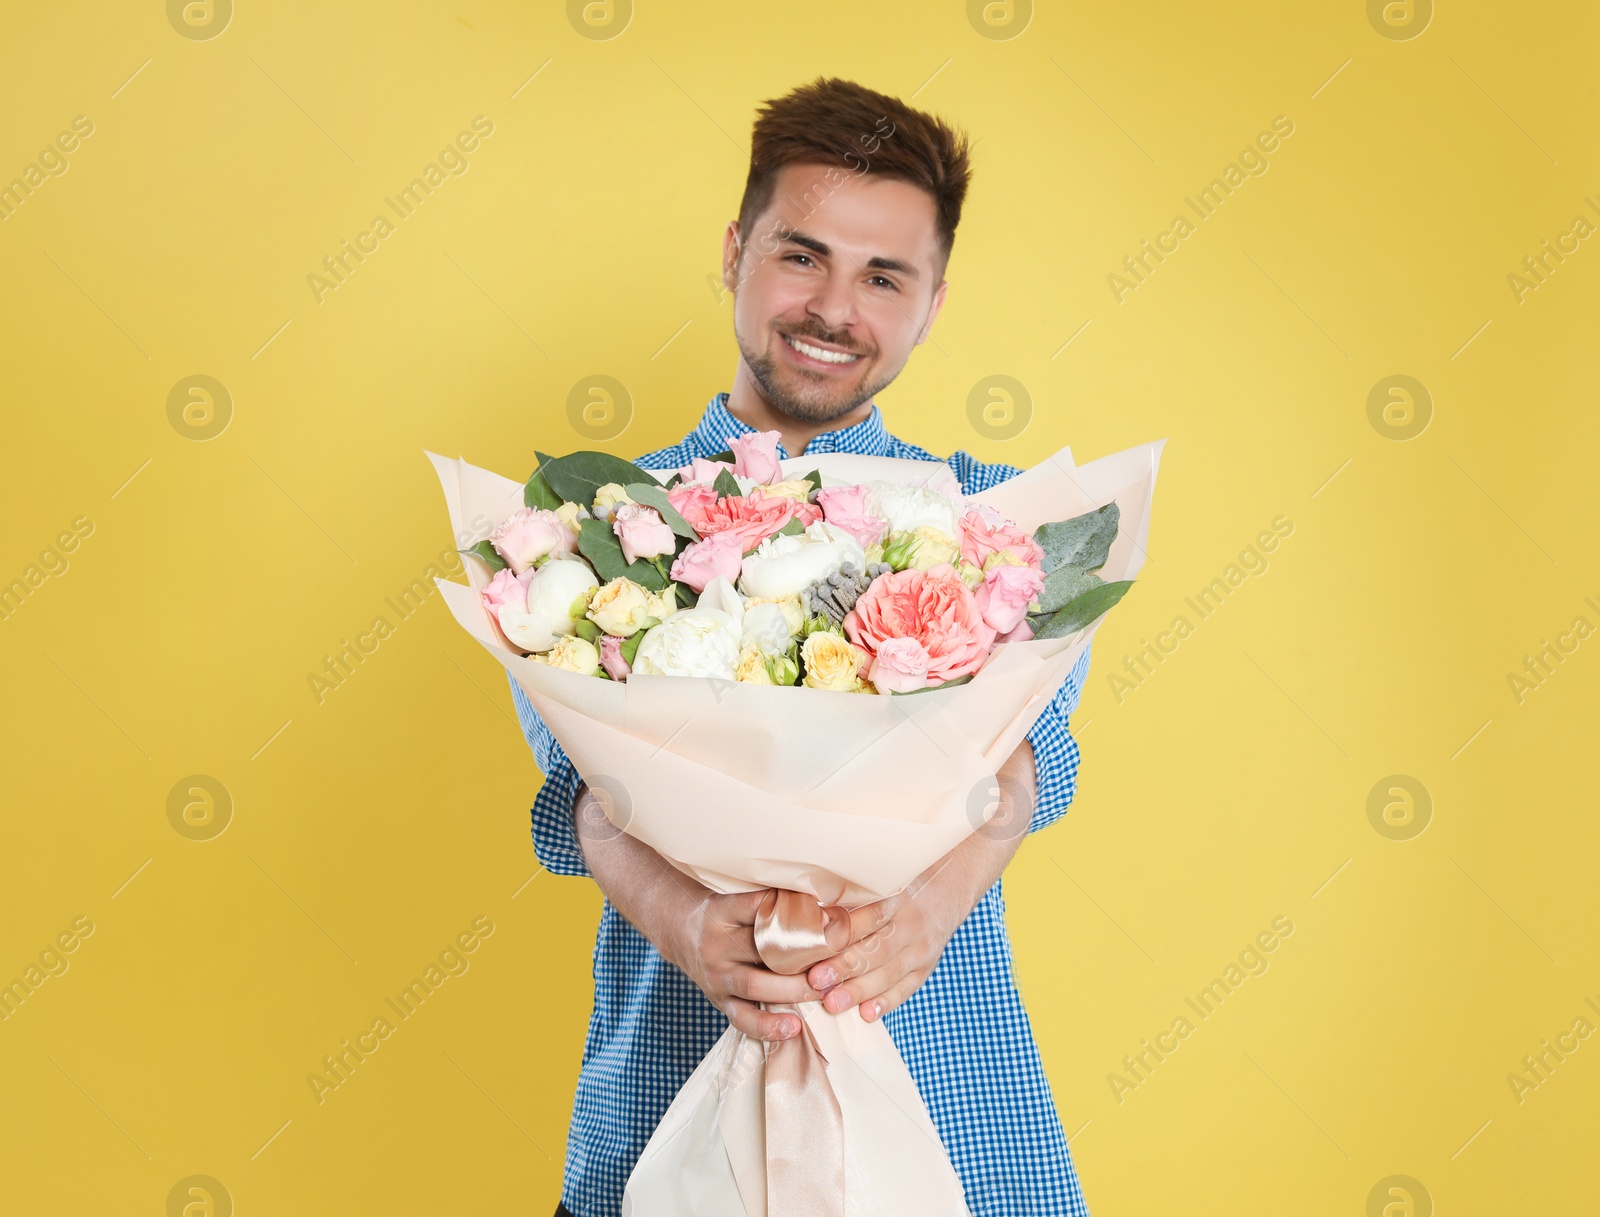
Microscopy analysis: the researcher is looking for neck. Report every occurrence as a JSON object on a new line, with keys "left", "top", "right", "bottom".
{"left": 726, "top": 362, "right": 873, "bottom": 457}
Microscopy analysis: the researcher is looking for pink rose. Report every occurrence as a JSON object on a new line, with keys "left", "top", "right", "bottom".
{"left": 668, "top": 491, "right": 819, "bottom": 554}
{"left": 814, "top": 484, "right": 888, "bottom": 547}
{"left": 491, "top": 508, "right": 576, "bottom": 574}
{"left": 843, "top": 562, "right": 996, "bottom": 688}
{"left": 611, "top": 503, "right": 677, "bottom": 565}
{"left": 729, "top": 429, "right": 783, "bottom": 484}
{"left": 676, "top": 456, "right": 735, "bottom": 485}
{"left": 957, "top": 510, "right": 1044, "bottom": 571}
{"left": 481, "top": 565, "right": 534, "bottom": 614}
{"left": 598, "top": 634, "right": 631, "bottom": 681}
{"left": 867, "top": 636, "right": 933, "bottom": 693}
{"left": 974, "top": 564, "right": 1045, "bottom": 635}
{"left": 996, "top": 619, "right": 1034, "bottom": 645}
{"left": 670, "top": 530, "right": 744, "bottom": 593}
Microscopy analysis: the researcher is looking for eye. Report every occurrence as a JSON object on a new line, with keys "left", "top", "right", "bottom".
{"left": 869, "top": 275, "right": 898, "bottom": 291}
{"left": 785, "top": 253, "right": 815, "bottom": 267}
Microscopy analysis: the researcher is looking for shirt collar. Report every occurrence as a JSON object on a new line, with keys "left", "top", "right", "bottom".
{"left": 688, "top": 392, "right": 893, "bottom": 460}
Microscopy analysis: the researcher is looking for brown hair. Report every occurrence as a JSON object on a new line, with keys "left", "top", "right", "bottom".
{"left": 737, "top": 76, "right": 974, "bottom": 282}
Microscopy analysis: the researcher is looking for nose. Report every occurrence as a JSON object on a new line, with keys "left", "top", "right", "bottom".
{"left": 804, "top": 263, "right": 859, "bottom": 338}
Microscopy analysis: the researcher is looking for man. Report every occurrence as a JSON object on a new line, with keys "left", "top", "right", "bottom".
{"left": 512, "top": 76, "right": 1093, "bottom": 1217}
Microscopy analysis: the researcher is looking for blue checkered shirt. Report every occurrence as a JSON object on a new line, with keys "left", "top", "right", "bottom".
{"left": 510, "top": 393, "right": 1093, "bottom": 1216}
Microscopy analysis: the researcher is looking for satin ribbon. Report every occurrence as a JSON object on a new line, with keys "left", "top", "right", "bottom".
{"left": 753, "top": 888, "right": 850, "bottom": 1217}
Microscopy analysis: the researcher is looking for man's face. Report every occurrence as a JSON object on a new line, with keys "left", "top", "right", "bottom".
{"left": 723, "top": 161, "right": 949, "bottom": 426}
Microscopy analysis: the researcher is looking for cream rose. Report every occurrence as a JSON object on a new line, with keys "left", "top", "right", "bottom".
{"left": 801, "top": 630, "right": 872, "bottom": 692}
{"left": 735, "top": 644, "right": 775, "bottom": 684}
{"left": 738, "top": 521, "right": 866, "bottom": 599}
{"left": 533, "top": 634, "right": 601, "bottom": 676}
{"left": 591, "top": 483, "right": 635, "bottom": 522}
{"left": 588, "top": 577, "right": 675, "bottom": 637}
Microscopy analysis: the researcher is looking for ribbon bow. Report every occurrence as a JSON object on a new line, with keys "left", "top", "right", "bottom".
{"left": 752, "top": 888, "right": 853, "bottom": 1217}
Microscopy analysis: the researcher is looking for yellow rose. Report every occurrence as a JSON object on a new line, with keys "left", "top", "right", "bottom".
{"left": 982, "top": 549, "right": 1030, "bottom": 572}
{"left": 587, "top": 578, "right": 655, "bottom": 636}
{"left": 743, "top": 594, "right": 805, "bottom": 635}
{"left": 536, "top": 634, "right": 601, "bottom": 676}
{"left": 801, "top": 631, "right": 872, "bottom": 692}
{"left": 643, "top": 585, "right": 680, "bottom": 624}
{"left": 592, "top": 483, "right": 635, "bottom": 519}
{"left": 756, "top": 478, "right": 816, "bottom": 503}
{"left": 554, "top": 500, "right": 588, "bottom": 536}
{"left": 735, "top": 644, "right": 775, "bottom": 684}
{"left": 905, "top": 526, "right": 961, "bottom": 571}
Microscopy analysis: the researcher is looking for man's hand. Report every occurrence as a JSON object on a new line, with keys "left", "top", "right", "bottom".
{"left": 804, "top": 739, "right": 1039, "bottom": 1022}
{"left": 572, "top": 783, "right": 829, "bottom": 1042}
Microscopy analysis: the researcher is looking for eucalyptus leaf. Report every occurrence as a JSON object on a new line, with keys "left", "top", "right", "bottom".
{"left": 619, "top": 630, "right": 646, "bottom": 664}
{"left": 776, "top": 516, "right": 807, "bottom": 537}
{"left": 461, "top": 540, "right": 507, "bottom": 573}
{"left": 890, "top": 672, "right": 976, "bottom": 696}
{"left": 1032, "top": 580, "right": 1134, "bottom": 640}
{"left": 1034, "top": 503, "right": 1120, "bottom": 574}
{"left": 541, "top": 451, "right": 660, "bottom": 507}
{"left": 1034, "top": 565, "right": 1106, "bottom": 614}
{"left": 524, "top": 455, "right": 563, "bottom": 510}
{"left": 625, "top": 482, "right": 699, "bottom": 540}
{"left": 712, "top": 468, "right": 742, "bottom": 499}
{"left": 577, "top": 517, "right": 667, "bottom": 590}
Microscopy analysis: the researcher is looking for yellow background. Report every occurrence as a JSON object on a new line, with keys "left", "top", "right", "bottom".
{"left": 2, "top": 1, "right": 1595, "bottom": 1212}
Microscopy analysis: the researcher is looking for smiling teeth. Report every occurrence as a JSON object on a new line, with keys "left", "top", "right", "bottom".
{"left": 787, "top": 335, "right": 860, "bottom": 363}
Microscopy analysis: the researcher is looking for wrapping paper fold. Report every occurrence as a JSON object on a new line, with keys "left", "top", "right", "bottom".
{"left": 431, "top": 437, "right": 1163, "bottom": 1216}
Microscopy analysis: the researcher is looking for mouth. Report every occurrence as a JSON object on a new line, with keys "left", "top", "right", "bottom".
{"left": 780, "top": 331, "right": 865, "bottom": 370}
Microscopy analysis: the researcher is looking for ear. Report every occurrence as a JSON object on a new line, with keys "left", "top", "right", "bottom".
{"left": 915, "top": 279, "right": 949, "bottom": 345}
{"left": 722, "top": 221, "right": 743, "bottom": 293}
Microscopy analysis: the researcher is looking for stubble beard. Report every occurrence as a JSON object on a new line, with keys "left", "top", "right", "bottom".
{"left": 736, "top": 322, "right": 900, "bottom": 425}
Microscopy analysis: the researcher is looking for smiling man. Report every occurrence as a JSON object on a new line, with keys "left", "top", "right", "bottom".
{"left": 511, "top": 76, "right": 1094, "bottom": 1217}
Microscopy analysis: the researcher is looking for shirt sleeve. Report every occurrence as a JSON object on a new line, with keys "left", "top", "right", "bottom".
{"left": 507, "top": 671, "right": 592, "bottom": 878}
{"left": 1023, "top": 643, "right": 1092, "bottom": 835}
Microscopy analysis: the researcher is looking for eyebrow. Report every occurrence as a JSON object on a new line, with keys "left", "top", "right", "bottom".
{"left": 779, "top": 230, "right": 921, "bottom": 280}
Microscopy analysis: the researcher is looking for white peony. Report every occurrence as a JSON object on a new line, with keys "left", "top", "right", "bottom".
{"left": 632, "top": 609, "right": 741, "bottom": 678}
{"left": 738, "top": 521, "right": 866, "bottom": 599}
{"left": 864, "top": 480, "right": 960, "bottom": 536}
{"left": 498, "top": 555, "right": 598, "bottom": 652}
{"left": 741, "top": 600, "right": 798, "bottom": 656}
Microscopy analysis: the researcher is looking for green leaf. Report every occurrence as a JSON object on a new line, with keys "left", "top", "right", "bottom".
{"left": 541, "top": 451, "right": 661, "bottom": 506}
{"left": 572, "top": 618, "right": 601, "bottom": 642}
{"left": 524, "top": 453, "right": 564, "bottom": 510}
{"left": 1033, "top": 580, "right": 1134, "bottom": 640}
{"left": 663, "top": 471, "right": 684, "bottom": 490}
{"left": 799, "top": 468, "right": 824, "bottom": 494}
{"left": 702, "top": 449, "right": 735, "bottom": 464}
{"left": 1034, "top": 565, "right": 1106, "bottom": 614}
{"left": 619, "top": 630, "right": 646, "bottom": 664}
{"left": 712, "top": 468, "right": 742, "bottom": 499}
{"left": 461, "top": 540, "right": 507, "bottom": 573}
{"left": 890, "top": 672, "right": 977, "bottom": 696}
{"left": 577, "top": 517, "right": 667, "bottom": 590}
{"left": 1034, "top": 503, "right": 1120, "bottom": 574}
{"left": 776, "top": 516, "right": 807, "bottom": 537}
{"left": 625, "top": 482, "right": 699, "bottom": 540}
{"left": 675, "top": 582, "right": 699, "bottom": 609}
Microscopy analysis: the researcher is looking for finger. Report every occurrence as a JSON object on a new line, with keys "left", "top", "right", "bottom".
{"left": 721, "top": 995, "right": 801, "bottom": 1041}
{"left": 860, "top": 973, "right": 923, "bottom": 1022}
{"left": 821, "top": 955, "right": 912, "bottom": 1015}
{"left": 807, "top": 922, "right": 900, "bottom": 991}
{"left": 724, "top": 963, "right": 824, "bottom": 1005}
{"left": 843, "top": 894, "right": 900, "bottom": 944}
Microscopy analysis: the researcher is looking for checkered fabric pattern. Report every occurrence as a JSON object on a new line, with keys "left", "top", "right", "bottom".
{"left": 510, "top": 393, "right": 1093, "bottom": 1216}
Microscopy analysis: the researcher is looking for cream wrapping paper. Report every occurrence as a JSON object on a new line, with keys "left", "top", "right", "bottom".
{"left": 430, "top": 438, "right": 1164, "bottom": 1216}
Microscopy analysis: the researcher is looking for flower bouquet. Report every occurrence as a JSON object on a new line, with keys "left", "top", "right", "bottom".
{"left": 429, "top": 432, "right": 1163, "bottom": 1216}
